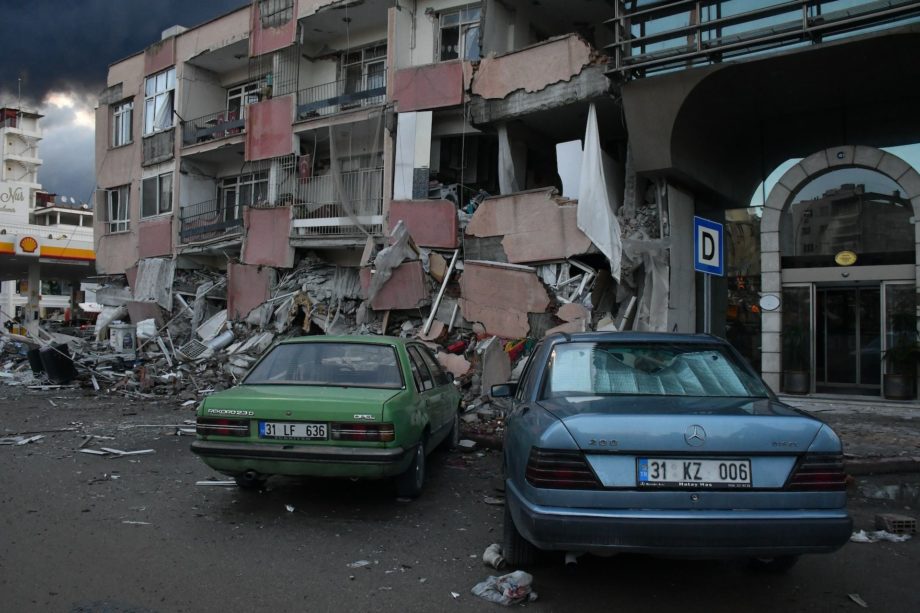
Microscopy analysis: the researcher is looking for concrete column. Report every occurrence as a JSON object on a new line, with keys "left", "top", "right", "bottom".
{"left": 25, "top": 261, "right": 40, "bottom": 338}
{"left": 1, "top": 280, "right": 14, "bottom": 328}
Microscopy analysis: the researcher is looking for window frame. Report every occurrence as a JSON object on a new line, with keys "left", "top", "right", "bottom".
{"left": 141, "top": 172, "right": 173, "bottom": 218}
{"left": 416, "top": 345, "right": 451, "bottom": 387}
{"left": 219, "top": 170, "right": 269, "bottom": 220}
{"left": 105, "top": 185, "right": 130, "bottom": 233}
{"left": 111, "top": 100, "right": 133, "bottom": 147}
{"left": 144, "top": 67, "right": 176, "bottom": 136}
{"left": 340, "top": 43, "right": 387, "bottom": 94}
{"left": 407, "top": 346, "right": 435, "bottom": 392}
{"left": 438, "top": 5, "right": 482, "bottom": 62}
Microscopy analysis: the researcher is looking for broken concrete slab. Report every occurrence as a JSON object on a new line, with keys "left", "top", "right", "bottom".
{"left": 227, "top": 262, "right": 273, "bottom": 321}
{"left": 388, "top": 200, "right": 459, "bottom": 249}
{"left": 242, "top": 205, "right": 295, "bottom": 267}
{"left": 465, "top": 188, "right": 592, "bottom": 264}
{"left": 133, "top": 258, "right": 176, "bottom": 311}
{"left": 478, "top": 337, "right": 511, "bottom": 397}
{"left": 459, "top": 261, "right": 550, "bottom": 339}
{"left": 360, "top": 259, "right": 429, "bottom": 311}
{"left": 437, "top": 351, "right": 471, "bottom": 379}
{"left": 471, "top": 34, "right": 597, "bottom": 100}
{"left": 558, "top": 303, "right": 590, "bottom": 323}
{"left": 126, "top": 301, "right": 166, "bottom": 327}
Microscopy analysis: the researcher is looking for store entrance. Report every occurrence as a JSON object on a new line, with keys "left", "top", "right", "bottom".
{"left": 815, "top": 285, "right": 880, "bottom": 395}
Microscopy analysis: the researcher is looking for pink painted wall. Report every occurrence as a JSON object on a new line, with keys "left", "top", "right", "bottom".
{"left": 249, "top": 0, "right": 298, "bottom": 56}
{"left": 137, "top": 218, "right": 173, "bottom": 259}
{"left": 360, "top": 260, "right": 428, "bottom": 311}
{"left": 393, "top": 62, "right": 465, "bottom": 112}
{"left": 242, "top": 206, "right": 294, "bottom": 267}
{"left": 245, "top": 96, "right": 294, "bottom": 161}
{"left": 144, "top": 37, "right": 176, "bottom": 76}
{"left": 387, "top": 200, "right": 459, "bottom": 249}
{"left": 228, "top": 262, "right": 272, "bottom": 321}
{"left": 94, "top": 223, "right": 137, "bottom": 275}
{"left": 471, "top": 35, "right": 594, "bottom": 100}
{"left": 459, "top": 261, "right": 550, "bottom": 338}
{"left": 465, "top": 188, "right": 591, "bottom": 264}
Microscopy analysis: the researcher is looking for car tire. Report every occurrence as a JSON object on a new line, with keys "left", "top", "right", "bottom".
{"left": 747, "top": 555, "right": 799, "bottom": 573}
{"left": 503, "top": 502, "right": 538, "bottom": 567}
{"left": 442, "top": 409, "right": 460, "bottom": 450}
{"left": 396, "top": 439, "right": 426, "bottom": 499}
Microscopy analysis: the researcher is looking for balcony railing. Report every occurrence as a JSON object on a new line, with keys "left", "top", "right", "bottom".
{"left": 607, "top": 0, "right": 920, "bottom": 78}
{"left": 291, "top": 168, "right": 384, "bottom": 238}
{"left": 296, "top": 72, "right": 386, "bottom": 121}
{"left": 181, "top": 109, "right": 245, "bottom": 147}
{"left": 179, "top": 199, "right": 243, "bottom": 244}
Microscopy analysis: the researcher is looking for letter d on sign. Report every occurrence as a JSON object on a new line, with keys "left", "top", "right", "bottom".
{"left": 693, "top": 216, "right": 724, "bottom": 276}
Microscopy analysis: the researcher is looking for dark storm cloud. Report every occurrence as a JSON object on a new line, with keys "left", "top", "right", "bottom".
{"left": 0, "top": 0, "right": 247, "bottom": 102}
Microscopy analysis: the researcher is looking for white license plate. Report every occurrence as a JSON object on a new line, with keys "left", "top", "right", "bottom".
{"left": 638, "top": 457, "right": 752, "bottom": 488}
{"left": 259, "top": 421, "right": 327, "bottom": 440}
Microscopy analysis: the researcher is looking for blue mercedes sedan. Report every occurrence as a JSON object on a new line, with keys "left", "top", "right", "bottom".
{"left": 495, "top": 332, "right": 851, "bottom": 571}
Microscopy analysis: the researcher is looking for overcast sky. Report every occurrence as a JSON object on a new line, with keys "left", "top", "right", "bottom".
{"left": 0, "top": 0, "right": 244, "bottom": 203}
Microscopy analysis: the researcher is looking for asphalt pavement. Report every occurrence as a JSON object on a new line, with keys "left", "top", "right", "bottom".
{"left": 1, "top": 388, "right": 918, "bottom": 613}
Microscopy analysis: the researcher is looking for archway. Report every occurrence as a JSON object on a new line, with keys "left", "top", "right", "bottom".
{"left": 760, "top": 146, "right": 920, "bottom": 395}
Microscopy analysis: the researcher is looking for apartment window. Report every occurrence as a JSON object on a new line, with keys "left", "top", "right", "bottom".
{"left": 342, "top": 44, "right": 387, "bottom": 98}
{"left": 219, "top": 171, "right": 269, "bottom": 220}
{"left": 144, "top": 67, "right": 176, "bottom": 135}
{"left": 142, "top": 172, "right": 173, "bottom": 218}
{"left": 112, "top": 100, "right": 133, "bottom": 147}
{"left": 106, "top": 186, "right": 130, "bottom": 233}
{"left": 439, "top": 5, "right": 481, "bottom": 61}
{"left": 227, "top": 80, "right": 263, "bottom": 122}
{"left": 259, "top": 0, "right": 293, "bottom": 28}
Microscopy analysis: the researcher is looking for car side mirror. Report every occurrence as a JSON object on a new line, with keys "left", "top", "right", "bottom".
{"left": 491, "top": 382, "right": 517, "bottom": 398}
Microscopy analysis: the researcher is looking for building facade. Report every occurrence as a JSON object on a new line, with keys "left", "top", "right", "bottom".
{"left": 94, "top": 0, "right": 920, "bottom": 398}
{"left": 0, "top": 108, "right": 96, "bottom": 333}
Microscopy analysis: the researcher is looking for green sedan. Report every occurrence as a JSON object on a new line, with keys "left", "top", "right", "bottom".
{"left": 191, "top": 335, "right": 461, "bottom": 497}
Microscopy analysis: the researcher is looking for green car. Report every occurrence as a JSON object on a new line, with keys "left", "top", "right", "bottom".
{"left": 191, "top": 335, "right": 461, "bottom": 497}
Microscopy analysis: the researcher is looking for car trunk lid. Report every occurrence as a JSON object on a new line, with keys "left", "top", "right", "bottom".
{"left": 203, "top": 384, "right": 402, "bottom": 423}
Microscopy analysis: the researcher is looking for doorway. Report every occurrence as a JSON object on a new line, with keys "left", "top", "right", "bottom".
{"left": 815, "top": 285, "right": 880, "bottom": 395}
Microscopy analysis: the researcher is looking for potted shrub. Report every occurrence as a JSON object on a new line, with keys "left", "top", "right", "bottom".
{"left": 781, "top": 324, "right": 810, "bottom": 395}
{"left": 883, "top": 312, "right": 920, "bottom": 400}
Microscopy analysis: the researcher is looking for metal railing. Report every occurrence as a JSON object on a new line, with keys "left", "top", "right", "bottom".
{"left": 607, "top": 0, "right": 920, "bottom": 78}
{"left": 179, "top": 198, "right": 243, "bottom": 244}
{"left": 181, "top": 109, "right": 246, "bottom": 146}
{"left": 296, "top": 72, "right": 387, "bottom": 121}
{"left": 291, "top": 168, "right": 384, "bottom": 237}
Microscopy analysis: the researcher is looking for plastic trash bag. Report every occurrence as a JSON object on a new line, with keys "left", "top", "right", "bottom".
{"left": 471, "top": 570, "right": 538, "bottom": 606}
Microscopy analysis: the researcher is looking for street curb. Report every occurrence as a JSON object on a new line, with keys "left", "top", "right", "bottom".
{"left": 846, "top": 456, "right": 920, "bottom": 476}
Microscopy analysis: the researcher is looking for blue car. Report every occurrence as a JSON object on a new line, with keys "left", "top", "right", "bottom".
{"left": 495, "top": 332, "right": 851, "bottom": 571}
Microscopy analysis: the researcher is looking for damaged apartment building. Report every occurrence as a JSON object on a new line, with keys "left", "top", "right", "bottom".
{"left": 92, "top": 0, "right": 709, "bottom": 372}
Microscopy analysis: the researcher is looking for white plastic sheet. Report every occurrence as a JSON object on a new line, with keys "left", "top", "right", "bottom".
{"left": 576, "top": 104, "right": 622, "bottom": 281}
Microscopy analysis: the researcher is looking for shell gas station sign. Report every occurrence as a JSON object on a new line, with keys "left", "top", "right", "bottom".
{"left": 15, "top": 235, "right": 40, "bottom": 256}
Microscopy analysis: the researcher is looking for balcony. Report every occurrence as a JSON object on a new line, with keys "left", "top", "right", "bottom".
{"left": 291, "top": 168, "right": 383, "bottom": 238}
{"left": 295, "top": 72, "right": 386, "bottom": 121}
{"left": 179, "top": 199, "right": 243, "bottom": 244}
{"left": 181, "top": 110, "right": 245, "bottom": 147}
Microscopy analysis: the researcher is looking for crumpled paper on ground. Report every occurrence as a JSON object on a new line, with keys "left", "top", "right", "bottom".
{"left": 850, "top": 529, "right": 912, "bottom": 543}
{"left": 471, "top": 570, "right": 538, "bottom": 606}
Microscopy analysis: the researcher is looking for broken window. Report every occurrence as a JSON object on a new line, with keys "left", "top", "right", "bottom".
{"left": 141, "top": 172, "right": 173, "bottom": 218}
{"left": 111, "top": 100, "right": 133, "bottom": 147}
{"left": 259, "top": 0, "right": 293, "bottom": 28}
{"left": 105, "top": 185, "right": 130, "bottom": 233}
{"left": 439, "top": 5, "right": 481, "bottom": 61}
{"left": 227, "top": 80, "right": 263, "bottom": 123}
{"left": 341, "top": 43, "right": 387, "bottom": 105}
{"left": 144, "top": 67, "right": 175, "bottom": 135}
{"left": 219, "top": 171, "right": 269, "bottom": 219}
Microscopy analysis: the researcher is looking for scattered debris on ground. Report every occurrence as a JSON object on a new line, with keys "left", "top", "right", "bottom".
{"left": 471, "top": 570, "right": 538, "bottom": 606}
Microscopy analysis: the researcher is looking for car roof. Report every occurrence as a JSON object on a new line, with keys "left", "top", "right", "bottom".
{"left": 277, "top": 334, "right": 408, "bottom": 347}
{"left": 545, "top": 331, "right": 728, "bottom": 344}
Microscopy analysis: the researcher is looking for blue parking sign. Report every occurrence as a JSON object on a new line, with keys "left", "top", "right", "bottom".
{"left": 693, "top": 216, "right": 723, "bottom": 276}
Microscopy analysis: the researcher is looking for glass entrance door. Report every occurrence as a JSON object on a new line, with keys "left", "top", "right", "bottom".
{"left": 815, "top": 286, "right": 881, "bottom": 395}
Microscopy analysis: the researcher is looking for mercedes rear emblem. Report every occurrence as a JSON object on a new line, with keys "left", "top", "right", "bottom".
{"left": 684, "top": 425, "right": 706, "bottom": 447}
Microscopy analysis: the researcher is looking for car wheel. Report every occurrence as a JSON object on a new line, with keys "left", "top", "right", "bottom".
{"left": 503, "top": 502, "right": 538, "bottom": 566}
{"left": 442, "top": 409, "right": 460, "bottom": 450}
{"left": 747, "top": 556, "right": 799, "bottom": 573}
{"left": 396, "top": 439, "right": 426, "bottom": 499}
{"left": 234, "top": 474, "right": 265, "bottom": 491}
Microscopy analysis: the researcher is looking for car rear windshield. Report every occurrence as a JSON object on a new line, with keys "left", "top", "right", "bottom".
{"left": 244, "top": 342, "right": 404, "bottom": 389}
{"left": 541, "top": 342, "right": 769, "bottom": 399}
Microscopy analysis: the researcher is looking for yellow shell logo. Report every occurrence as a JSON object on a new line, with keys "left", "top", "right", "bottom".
{"left": 834, "top": 250, "right": 857, "bottom": 266}
{"left": 19, "top": 236, "right": 38, "bottom": 253}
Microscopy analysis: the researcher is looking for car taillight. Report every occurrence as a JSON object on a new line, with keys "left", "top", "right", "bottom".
{"left": 525, "top": 448, "right": 601, "bottom": 490}
{"left": 196, "top": 417, "right": 250, "bottom": 437}
{"left": 786, "top": 453, "right": 847, "bottom": 491}
{"left": 331, "top": 423, "right": 395, "bottom": 442}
